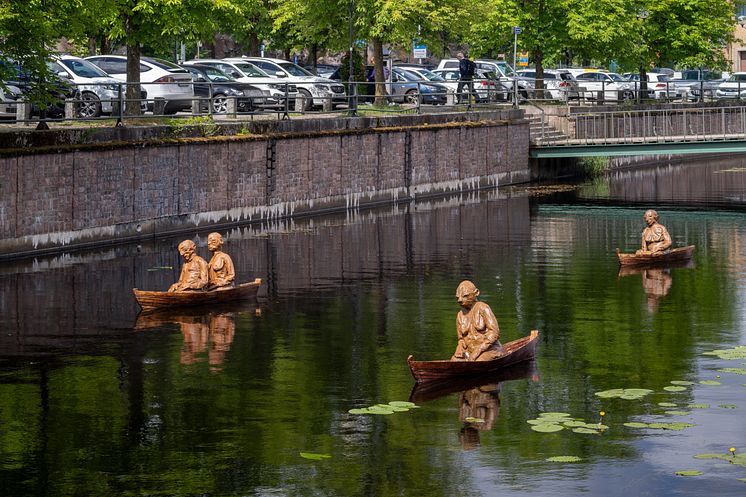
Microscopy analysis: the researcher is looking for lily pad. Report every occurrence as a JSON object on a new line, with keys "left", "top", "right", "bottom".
{"left": 664, "top": 386, "right": 687, "bottom": 392}
{"left": 595, "top": 388, "right": 625, "bottom": 398}
{"left": 464, "top": 417, "right": 485, "bottom": 423}
{"left": 624, "top": 422, "right": 650, "bottom": 428}
{"left": 546, "top": 456, "right": 582, "bottom": 462}
{"left": 348, "top": 408, "right": 370, "bottom": 415}
{"left": 694, "top": 453, "right": 730, "bottom": 461}
{"left": 572, "top": 427, "right": 601, "bottom": 434}
{"left": 687, "top": 404, "right": 710, "bottom": 409}
{"left": 670, "top": 380, "right": 695, "bottom": 386}
{"left": 595, "top": 388, "right": 652, "bottom": 399}
{"left": 647, "top": 422, "right": 695, "bottom": 431}
{"left": 664, "top": 410, "right": 690, "bottom": 416}
{"left": 531, "top": 423, "right": 564, "bottom": 433}
{"left": 299, "top": 452, "right": 331, "bottom": 460}
{"left": 700, "top": 380, "right": 721, "bottom": 385}
{"left": 539, "top": 412, "right": 572, "bottom": 418}
{"left": 675, "top": 470, "right": 703, "bottom": 476}
{"left": 738, "top": 478, "right": 746, "bottom": 483}
{"left": 389, "top": 401, "right": 416, "bottom": 408}
{"left": 719, "top": 404, "right": 737, "bottom": 409}
{"left": 561, "top": 420, "right": 588, "bottom": 428}
{"left": 658, "top": 402, "right": 678, "bottom": 407}
{"left": 703, "top": 346, "right": 746, "bottom": 360}
{"left": 717, "top": 368, "right": 746, "bottom": 375}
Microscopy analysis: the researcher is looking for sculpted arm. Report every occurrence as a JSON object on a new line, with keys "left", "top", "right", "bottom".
{"left": 473, "top": 303, "right": 500, "bottom": 359}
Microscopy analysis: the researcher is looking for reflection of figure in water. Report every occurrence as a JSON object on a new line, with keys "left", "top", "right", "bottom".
{"left": 451, "top": 280, "right": 503, "bottom": 361}
{"left": 458, "top": 384, "right": 500, "bottom": 450}
{"left": 169, "top": 240, "right": 209, "bottom": 292}
{"left": 636, "top": 209, "right": 672, "bottom": 255}
{"left": 208, "top": 313, "right": 236, "bottom": 372}
{"left": 643, "top": 268, "right": 672, "bottom": 313}
{"left": 179, "top": 313, "right": 236, "bottom": 369}
{"left": 207, "top": 232, "right": 235, "bottom": 290}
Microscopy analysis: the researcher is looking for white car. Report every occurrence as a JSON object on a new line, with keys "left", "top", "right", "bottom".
{"left": 242, "top": 57, "right": 347, "bottom": 110}
{"left": 625, "top": 72, "right": 682, "bottom": 100}
{"left": 0, "top": 84, "right": 21, "bottom": 119}
{"left": 395, "top": 65, "right": 458, "bottom": 93}
{"left": 716, "top": 73, "right": 746, "bottom": 100}
{"left": 48, "top": 55, "right": 121, "bottom": 117}
{"left": 184, "top": 59, "right": 297, "bottom": 109}
{"left": 574, "top": 71, "right": 635, "bottom": 101}
{"left": 431, "top": 68, "right": 505, "bottom": 102}
{"left": 436, "top": 58, "right": 530, "bottom": 99}
{"left": 85, "top": 55, "right": 194, "bottom": 114}
{"left": 516, "top": 69, "right": 581, "bottom": 101}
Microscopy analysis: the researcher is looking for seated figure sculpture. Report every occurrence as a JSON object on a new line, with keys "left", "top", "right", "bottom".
{"left": 207, "top": 232, "right": 235, "bottom": 290}
{"left": 636, "top": 209, "right": 672, "bottom": 255}
{"left": 451, "top": 280, "right": 503, "bottom": 362}
{"left": 168, "top": 239, "right": 209, "bottom": 292}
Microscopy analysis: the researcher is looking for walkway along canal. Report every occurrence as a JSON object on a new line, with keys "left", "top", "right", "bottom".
{"left": 0, "top": 109, "right": 530, "bottom": 259}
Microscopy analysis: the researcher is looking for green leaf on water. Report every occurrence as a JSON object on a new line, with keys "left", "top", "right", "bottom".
{"left": 647, "top": 422, "right": 695, "bottom": 431}
{"left": 390, "top": 407, "right": 410, "bottom": 412}
{"left": 539, "top": 412, "right": 572, "bottom": 418}
{"left": 687, "top": 404, "right": 710, "bottom": 409}
{"left": 719, "top": 404, "right": 737, "bottom": 409}
{"left": 530, "top": 423, "right": 564, "bottom": 433}
{"left": 389, "top": 401, "right": 415, "bottom": 408}
{"left": 464, "top": 417, "right": 485, "bottom": 423}
{"left": 299, "top": 452, "right": 331, "bottom": 460}
{"left": 562, "top": 420, "right": 588, "bottom": 428}
{"left": 675, "top": 470, "right": 703, "bottom": 476}
{"left": 717, "top": 368, "right": 746, "bottom": 375}
{"left": 658, "top": 402, "right": 678, "bottom": 407}
{"left": 664, "top": 410, "right": 690, "bottom": 416}
{"left": 546, "top": 456, "right": 582, "bottom": 462}
{"left": 595, "top": 388, "right": 625, "bottom": 398}
{"left": 624, "top": 422, "right": 650, "bottom": 428}
{"left": 664, "top": 386, "right": 687, "bottom": 392}
{"left": 738, "top": 478, "right": 746, "bottom": 483}
{"left": 348, "top": 408, "right": 369, "bottom": 415}
{"left": 572, "top": 427, "right": 601, "bottom": 434}
{"left": 595, "top": 388, "right": 652, "bottom": 399}
{"left": 693, "top": 453, "right": 730, "bottom": 460}
{"left": 700, "top": 380, "right": 721, "bottom": 385}
{"left": 703, "top": 346, "right": 746, "bottom": 360}
{"left": 670, "top": 380, "right": 695, "bottom": 386}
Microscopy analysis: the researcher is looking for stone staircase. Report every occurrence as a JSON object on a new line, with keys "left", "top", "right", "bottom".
{"left": 525, "top": 114, "right": 570, "bottom": 145}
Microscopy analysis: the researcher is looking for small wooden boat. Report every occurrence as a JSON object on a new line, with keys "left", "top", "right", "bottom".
{"left": 133, "top": 278, "right": 262, "bottom": 311}
{"left": 407, "top": 330, "right": 539, "bottom": 383}
{"left": 616, "top": 245, "right": 695, "bottom": 268}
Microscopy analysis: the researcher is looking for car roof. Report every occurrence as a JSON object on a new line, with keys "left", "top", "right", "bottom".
{"left": 241, "top": 57, "right": 288, "bottom": 63}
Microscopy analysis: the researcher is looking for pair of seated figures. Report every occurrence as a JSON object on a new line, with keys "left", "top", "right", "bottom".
{"left": 169, "top": 232, "right": 235, "bottom": 292}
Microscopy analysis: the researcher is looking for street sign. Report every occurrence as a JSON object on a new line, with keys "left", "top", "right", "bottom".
{"left": 413, "top": 44, "right": 427, "bottom": 59}
{"left": 518, "top": 51, "right": 529, "bottom": 67}
{"left": 513, "top": 26, "right": 522, "bottom": 34}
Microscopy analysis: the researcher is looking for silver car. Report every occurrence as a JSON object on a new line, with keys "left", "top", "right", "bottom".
{"left": 0, "top": 84, "right": 21, "bottom": 119}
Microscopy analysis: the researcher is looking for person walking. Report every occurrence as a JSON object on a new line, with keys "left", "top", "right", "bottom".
{"left": 457, "top": 52, "right": 476, "bottom": 104}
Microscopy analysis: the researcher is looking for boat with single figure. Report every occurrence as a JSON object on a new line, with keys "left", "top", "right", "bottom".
{"left": 407, "top": 330, "right": 539, "bottom": 383}
{"left": 616, "top": 245, "right": 695, "bottom": 268}
{"left": 133, "top": 278, "right": 262, "bottom": 311}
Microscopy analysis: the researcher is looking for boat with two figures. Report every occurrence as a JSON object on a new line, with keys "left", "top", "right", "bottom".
{"left": 407, "top": 330, "right": 539, "bottom": 383}
{"left": 616, "top": 245, "right": 695, "bottom": 268}
{"left": 133, "top": 278, "right": 262, "bottom": 311}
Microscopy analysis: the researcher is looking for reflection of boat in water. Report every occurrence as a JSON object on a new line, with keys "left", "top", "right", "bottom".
{"left": 616, "top": 245, "right": 695, "bottom": 268}
{"left": 407, "top": 330, "right": 539, "bottom": 383}
{"left": 133, "top": 278, "right": 262, "bottom": 311}
{"left": 409, "top": 362, "right": 536, "bottom": 450}
{"left": 618, "top": 260, "right": 693, "bottom": 313}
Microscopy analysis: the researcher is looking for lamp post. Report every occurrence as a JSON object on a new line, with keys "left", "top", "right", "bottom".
{"left": 636, "top": 9, "right": 648, "bottom": 103}
{"left": 348, "top": 0, "right": 357, "bottom": 115}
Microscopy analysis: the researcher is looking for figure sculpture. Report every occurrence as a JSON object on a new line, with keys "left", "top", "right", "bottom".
{"left": 168, "top": 239, "right": 209, "bottom": 292}
{"left": 458, "top": 383, "right": 501, "bottom": 450}
{"left": 636, "top": 209, "right": 672, "bottom": 255}
{"left": 451, "top": 280, "right": 503, "bottom": 362}
{"left": 207, "top": 232, "right": 235, "bottom": 290}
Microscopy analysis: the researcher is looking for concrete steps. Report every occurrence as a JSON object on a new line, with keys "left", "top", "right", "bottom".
{"left": 525, "top": 114, "right": 570, "bottom": 145}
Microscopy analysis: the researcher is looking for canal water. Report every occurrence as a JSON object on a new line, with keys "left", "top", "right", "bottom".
{"left": 1, "top": 156, "right": 746, "bottom": 496}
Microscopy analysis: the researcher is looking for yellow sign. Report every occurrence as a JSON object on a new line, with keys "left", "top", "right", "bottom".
{"left": 518, "top": 50, "right": 529, "bottom": 67}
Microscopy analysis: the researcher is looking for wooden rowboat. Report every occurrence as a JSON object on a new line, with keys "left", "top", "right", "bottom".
{"left": 133, "top": 278, "right": 262, "bottom": 311}
{"left": 407, "top": 330, "right": 539, "bottom": 383}
{"left": 616, "top": 245, "right": 695, "bottom": 268}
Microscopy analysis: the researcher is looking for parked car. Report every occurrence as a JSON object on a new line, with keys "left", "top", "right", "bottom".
{"left": 516, "top": 69, "right": 580, "bottom": 101}
{"left": 0, "top": 83, "right": 21, "bottom": 119}
{"left": 674, "top": 69, "right": 728, "bottom": 101}
{"left": 183, "top": 64, "right": 264, "bottom": 113}
{"left": 85, "top": 55, "right": 194, "bottom": 114}
{"left": 1, "top": 59, "right": 78, "bottom": 118}
{"left": 184, "top": 59, "right": 298, "bottom": 109}
{"left": 574, "top": 71, "right": 635, "bottom": 101}
{"left": 431, "top": 68, "right": 505, "bottom": 102}
{"left": 716, "top": 72, "right": 746, "bottom": 100}
{"left": 49, "top": 54, "right": 122, "bottom": 117}
{"left": 305, "top": 63, "right": 339, "bottom": 79}
{"left": 389, "top": 67, "right": 448, "bottom": 104}
{"left": 395, "top": 64, "right": 458, "bottom": 96}
{"left": 435, "top": 58, "right": 531, "bottom": 99}
{"left": 624, "top": 73, "right": 682, "bottom": 100}
{"left": 242, "top": 57, "right": 347, "bottom": 110}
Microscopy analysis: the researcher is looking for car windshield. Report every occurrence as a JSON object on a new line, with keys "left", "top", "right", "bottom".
{"left": 232, "top": 63, "right": 268, "bottom": 77}
{"left": 59, "top": 58, "right": 109, "bottom": 78}
{"left": 608, "top": 73, "right": 626, "bottom": 82}
{"left": 416, "top": 69, "right": 444, "bottom": 82}
{"left": 278, "top": 62, "right": 314, "bottom": 77}
{"left": 496, "top": 62, "right": 515, "bottom": 77}
{"left": 203, "top": 67, "right": 233, "bottom": 82}
{"left": 655, "top": 75, "right": 671, "bottom": 82}
{"left": 728, "top": 73, "right": 746, "bottom": 82}
{"left": 396, "top": 69, "right": 420, "bottom": 82}
{"left": 144, "top": 57, "right": 183, "bottom": 70}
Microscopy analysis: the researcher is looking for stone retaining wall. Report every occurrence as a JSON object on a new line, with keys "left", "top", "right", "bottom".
{"left": 0, "top": 111, "right": 529, "bottom": 259}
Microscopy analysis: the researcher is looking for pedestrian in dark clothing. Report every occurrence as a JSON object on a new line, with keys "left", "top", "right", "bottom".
{"left": 457, "top": 52, "right": 476, "bottom": 104}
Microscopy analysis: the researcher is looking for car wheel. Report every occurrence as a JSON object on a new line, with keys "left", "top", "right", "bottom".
{"left": 77, "top": 92, "right": 101, "bottom": 118}
{"left": 212, "top": 95, "right": 229, "bottom": 114}
{"left": 298, "top": 89, "right": 313, "bottom": 111}
{"left": 622, "top": 90, "right": 634, "bottom": 101}
{"left": 405, "top": 89, "right": 419, "bottom": 104}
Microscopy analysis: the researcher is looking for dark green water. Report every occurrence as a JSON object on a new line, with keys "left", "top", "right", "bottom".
{"left": 2, "top": 158, "right": 746, "bottom": 496}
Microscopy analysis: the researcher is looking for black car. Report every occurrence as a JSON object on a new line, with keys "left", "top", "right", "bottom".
{"left": 1, "top": 59, "right": 78, "bottom": 118}
{"left": 183, "top": 64, "right": 264, "bottom": 113}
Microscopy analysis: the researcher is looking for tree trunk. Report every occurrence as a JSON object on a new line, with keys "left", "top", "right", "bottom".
{"left": 371, "top": 37, "right": 386, "bottom": 107}
{"left": 639, "top": 66, "right": 648, "bottom": 102}
{"left": 248, "top": 31, "right": 260, "bottom": 56}
{"left": 311, "top": 43, "right": 318, "bottom": 71}
{"left": 87, "top": 37, "right": 97, "bottom": 56}
{"left": 534, "top": 49, "right": 544, "bottom": 99}
{"left": 125, "top": 41, "right": 142, "bottom": 116}
{"left": 100, "top": 36, "right": 111, "bottom": 55}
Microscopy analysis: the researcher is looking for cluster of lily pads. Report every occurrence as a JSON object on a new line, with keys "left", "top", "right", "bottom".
{"left": 703, "top": 345, "right": 746, "bottom": 360}
{"left": 347, "top": 400, "right": 418, "bottom": 415}
{"left": 595, "top": 388, "right": 653, "bottom": 400}
{"left": 527, "top": 412, "right": 607, "bottom": 434}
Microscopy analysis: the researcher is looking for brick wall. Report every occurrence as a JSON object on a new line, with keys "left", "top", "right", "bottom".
{"left": 0, "top": 113, "right": 529, "bottom": 258}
